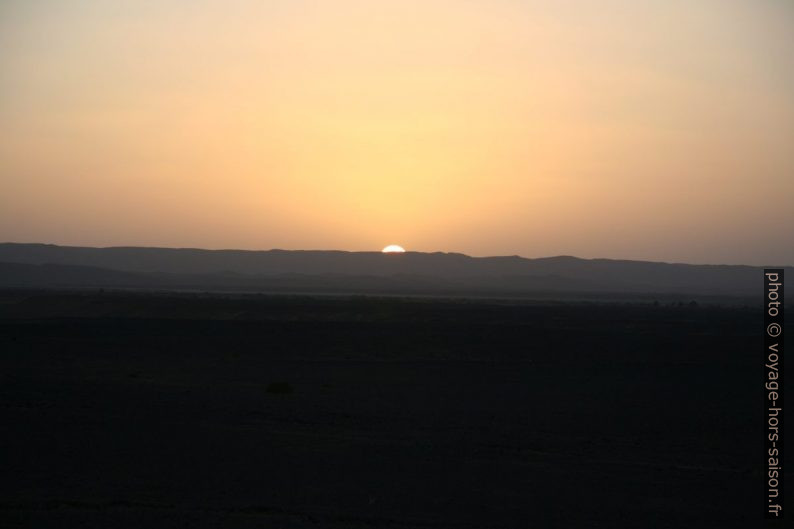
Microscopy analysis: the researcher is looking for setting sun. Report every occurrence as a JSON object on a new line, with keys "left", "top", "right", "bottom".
{"left": 0, "top": 0, "right": 791, "bottom": 266}
{"left": 382, "top": 245, "right": 406, "bottom": 253}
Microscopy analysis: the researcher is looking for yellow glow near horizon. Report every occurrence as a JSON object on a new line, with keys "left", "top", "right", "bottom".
{"left": 0, "top": 1, "right": 792, "bottom": 265}
{"left": 382, "top": 245, "right": 406, "bottom": 253}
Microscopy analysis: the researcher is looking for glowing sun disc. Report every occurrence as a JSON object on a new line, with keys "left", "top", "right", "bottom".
{"left": 382, "top": 245, "right": 406, "bottom": 253}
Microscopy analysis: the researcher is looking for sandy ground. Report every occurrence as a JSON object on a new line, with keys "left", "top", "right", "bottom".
{"left": 0, "top": 292, "right": 788, "bottom": 527}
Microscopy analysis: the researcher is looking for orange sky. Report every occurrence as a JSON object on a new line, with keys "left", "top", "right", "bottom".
{"left": 1, "top": 1, "right": 792, "bottom": 264}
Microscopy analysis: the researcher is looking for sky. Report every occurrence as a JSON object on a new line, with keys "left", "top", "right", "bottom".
{"left": 1, "top": 0, "right": 792, "bottom": 265}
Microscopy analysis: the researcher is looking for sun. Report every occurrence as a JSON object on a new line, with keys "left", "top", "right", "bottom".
{"left": 382, "top": 244, "right": 406, "bottom": 253}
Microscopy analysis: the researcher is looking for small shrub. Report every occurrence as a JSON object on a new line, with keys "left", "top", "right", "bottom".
{"left": 266, "top": 382, "right": 293, "bottom": 394}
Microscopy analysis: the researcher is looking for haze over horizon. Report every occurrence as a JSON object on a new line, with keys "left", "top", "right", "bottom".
{"left": 1, "top": 239, "right": 793, "bottom": 268}
{"left": 2, "top": 1, "right": 793, "bottom": 266}
{"left": 2, "top": 241, "right": 792, "bottom": 269}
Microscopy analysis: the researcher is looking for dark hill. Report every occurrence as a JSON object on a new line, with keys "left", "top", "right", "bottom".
{"left": 0, "top": 243, "right": 787, "bottom": 297}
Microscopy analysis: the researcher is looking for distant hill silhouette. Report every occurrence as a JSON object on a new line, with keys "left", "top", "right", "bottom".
{"left": 0, "top": 243, "right": 788, "bottom": 298}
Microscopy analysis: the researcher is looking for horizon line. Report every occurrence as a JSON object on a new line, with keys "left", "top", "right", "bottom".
{"left": 1, "top": 241, "right": 790, "bottom": 269}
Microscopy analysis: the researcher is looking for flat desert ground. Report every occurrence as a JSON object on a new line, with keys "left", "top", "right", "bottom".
{"left": 0, "top": 291, "right": 788, "bottom": 527}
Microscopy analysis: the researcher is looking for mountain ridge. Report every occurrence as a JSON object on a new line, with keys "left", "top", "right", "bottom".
{"left": 0, "top": 243, "right": 787, "bottom": 298}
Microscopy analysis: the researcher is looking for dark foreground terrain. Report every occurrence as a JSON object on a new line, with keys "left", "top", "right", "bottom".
{"left": 0, "top": 291, "right": 789, "bottom": 527}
